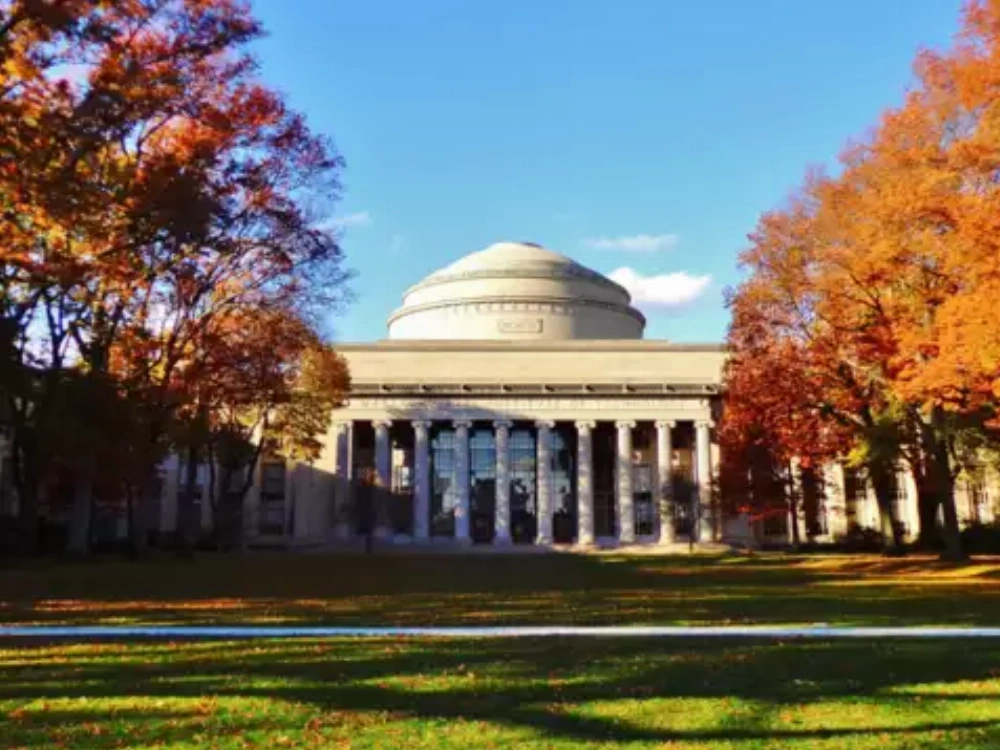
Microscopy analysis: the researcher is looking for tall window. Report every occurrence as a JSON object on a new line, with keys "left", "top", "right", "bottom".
{"left": 509, "top": 428, "right": 537, "bottom": 543}
{"left": 968, "top": 475, "right": 991, "bottom": 524}
{"left": 430, "top": 428, "right": 456, "bottom": 537}
{"left": 633, "top": 464, "right": 655, "bottom": 536}
{"left": 259, "top": 461, "right": 285, "bottom": 534}
{"left": 551, "top": 429, "right": 576, "bottom": 543}
{"left": 886, "top": 470, "right": 909, "bottom": 536}
{"left": 469, "top": 428, "right": 496, "bottom": 543}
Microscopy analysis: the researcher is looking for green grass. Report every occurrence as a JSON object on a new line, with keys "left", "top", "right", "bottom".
{"left": 2, "top": 551, "right": 1000, "bottom": 626}
{"left": 3, "top": 552, "right": 1000, "bottom": 748}
{"left": 3, "top": 637, "right": 1000, "bottom": 748}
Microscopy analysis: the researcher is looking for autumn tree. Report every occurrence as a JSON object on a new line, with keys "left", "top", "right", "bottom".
{"left": 173, "top": 304, "right": 349, "bottom": 549}
{"left": 0, "top": 0, "right": 350, "bottom": 554}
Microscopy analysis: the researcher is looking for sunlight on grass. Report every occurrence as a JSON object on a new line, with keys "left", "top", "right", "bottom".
{"left": 3, "top": 638, "right": 1000, "bottom": 748}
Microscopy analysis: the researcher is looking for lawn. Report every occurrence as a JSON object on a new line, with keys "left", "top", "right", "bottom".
{"left": 3, "top": 637, "right": 1000, "bottom": 748}
{"left": 2, "top": 552, "right": 1000, "bottom": 748}
{"left": 2, "top": 551, "right": 1000, "bottom": 626}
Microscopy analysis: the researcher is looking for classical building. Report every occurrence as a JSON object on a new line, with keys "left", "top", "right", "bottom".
{"left": 249, "top": 241, "right": 732, "bottom": 548}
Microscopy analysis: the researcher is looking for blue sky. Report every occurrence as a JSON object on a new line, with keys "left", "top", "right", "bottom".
{"left": 251, "top": 0, "right": 963, "bottom": 343}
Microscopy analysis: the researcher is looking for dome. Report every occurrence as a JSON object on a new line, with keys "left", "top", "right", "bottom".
{"left": 387, "top": 241, "right": 646, "bottom": 340}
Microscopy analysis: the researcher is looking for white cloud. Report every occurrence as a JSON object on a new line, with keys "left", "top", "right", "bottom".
{"left": 608, "top": 267, "right": 712, "bottom": 309}
{"left": 585, "top": 234, "right": 679, "bottom": 253}
{"left": 318, "top": 211, "right": 372, "bottom": 231}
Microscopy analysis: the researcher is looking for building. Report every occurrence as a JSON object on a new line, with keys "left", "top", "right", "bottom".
{"left": 232, "top": 241, "right": 741, "bottom": 547}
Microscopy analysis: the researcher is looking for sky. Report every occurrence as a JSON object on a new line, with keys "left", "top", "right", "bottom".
{"left": 251, "top": 0, "right": 965, "bottom": 344}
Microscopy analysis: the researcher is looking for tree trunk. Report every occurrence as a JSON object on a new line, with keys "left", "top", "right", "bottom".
{"left": 787, "top": 464, "right": 801, "bottom": 548}
{"left": 869, "top": 464, "right": 904, "bottom": 556}
{"left": 921, "top": 412, "right": 965, "bottom": 561}
{"left": 928, "top": 430, "right": 964, "bottom": 562}
{"left": 13, "top": 445, "right": 39, "bottom": 556}
{"left": 916, "top": 484, "right": 943, "bottom": 550}
{"left": 67, "top": 474, "right": 93, "bottom": 555}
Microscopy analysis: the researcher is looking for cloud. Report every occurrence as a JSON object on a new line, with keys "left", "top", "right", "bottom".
{"left": 318, "top": 211, "right": 372, "bottom": 231}
{"left": 608, "top": 267, "right": 712, "bottom": 309}
{"left": 585, "top": 234, "right": 679, "bottom": 253}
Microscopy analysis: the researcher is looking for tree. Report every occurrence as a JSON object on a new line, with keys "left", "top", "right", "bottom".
{"left": 0, "top": 0, "right": 350, "bottom": 554}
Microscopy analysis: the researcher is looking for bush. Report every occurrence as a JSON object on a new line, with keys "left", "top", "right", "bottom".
{"left": 960, "top": 522, "right": 1000, "bottom": 555}
{"left": 840, "top": 523, "right": 884, "bottom": 553}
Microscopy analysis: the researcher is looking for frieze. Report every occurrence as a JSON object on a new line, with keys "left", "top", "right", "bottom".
{"left": 387, "top": 296, "right": 645, "bottom": 326}
{"left": 346, "top": 396, "right": 709, "bottom": 412}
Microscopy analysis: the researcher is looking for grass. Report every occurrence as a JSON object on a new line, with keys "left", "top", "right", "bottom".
{"left": 2, "top": 551, "right": 1000, "bottom": 626}
{"left": 3, "top": 637, "right": 1000, "bottom": 748}
{"left": 2, "top": 552, "right": 1000, "bottom": 748}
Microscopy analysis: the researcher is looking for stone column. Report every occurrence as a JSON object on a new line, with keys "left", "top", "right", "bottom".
{"left": 656, "top": 420, "right": 675, "bottom": 545}
{"left": 493, "top": 420, "right": 512, "bottom": 545}
{"left": 373, "top": 420, "right": 393, "bottom": 539}
{"left": 902, "top": 469, "right": 920, "bottom": 541}
{"left": 332, "top": 422, "right": 352, "bottom": 539}
{"left": 454, "top": 419, "right": 472, "bottom": 543}
{"left": 616, "top": 420, "right": 636, "bottom": 544}
{"left": 695, "top": 419, "right": 713, "bottom": 542}
{"left": 575, "top": 421, "right": 595, "bottom": 546}
{"left": 413, "top": 420, "right": 431, "bottom": 542}
{"left": 536, "top": 420, "right": 555, "bottom": 545}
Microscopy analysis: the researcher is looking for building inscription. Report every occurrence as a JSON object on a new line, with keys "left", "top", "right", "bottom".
{"left": 497, "top": 318, "right": 543, "bottom": 334}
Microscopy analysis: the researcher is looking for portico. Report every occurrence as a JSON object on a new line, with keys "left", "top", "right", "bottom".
{"left": 326, "top": 341, "right": 724, "bottom": 548}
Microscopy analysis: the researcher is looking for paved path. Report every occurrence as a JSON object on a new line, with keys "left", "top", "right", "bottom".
{"left": 3, "top": 625, "right": 1000, "bottom": 639}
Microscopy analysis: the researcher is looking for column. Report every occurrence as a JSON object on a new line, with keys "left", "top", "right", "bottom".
{"left": 656, "top": 420, "right": 675, "bottom": 545}
{"left": 695, "top": 419, "right": 713, "bottom": 542}
{"left": 373, "top": 420, "right": 393, "bottom": 539}
{"left": 332, "top": 422, "right": 351, "bottom": 539}
{"left": 413, "top": 420, "right": 431, "bottom": 542}
{"left": 454, "top": 419, "right": 472, "bottom": 543}
{"left": 616, "top": 420, "right": 635, "bottom": 544}
{"left": 903, "top": 469, "right": 920, "bottom": 541}
{"left": 575, "top": 421, "right": 595, "bottom": 546}
{"left": 493, "top": 420, "right": 512, "bottom": 544}
{"left": 536, "top": 420, "right": 554, "bottom": 545}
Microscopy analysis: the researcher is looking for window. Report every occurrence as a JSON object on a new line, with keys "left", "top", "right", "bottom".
{"left": 633, "top": 464, "right": 655, "bottom": 536}
{"left": 259, "top": 461, "right": 285, "bottom": 534}
{"left": 968, "top": 477, "right": 990, "bottom": 524}
{"left": 430, "top": 428, "right": 456, "bottom": 537}
{"left": 469, "top": 429, "right": 496, "bottom": 543}
{"left": 551, "top": 429, "right": 576, "bottom": 543}
{"left": 509, "top": 429, "right": 537, "bottom": 543}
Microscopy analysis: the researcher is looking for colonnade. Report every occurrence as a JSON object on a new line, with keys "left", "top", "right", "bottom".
{"left": 332, "top": 418, "right": 715, "bottom": 546}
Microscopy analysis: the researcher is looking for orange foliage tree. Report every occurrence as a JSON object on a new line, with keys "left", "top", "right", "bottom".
{"left": 725, "top": 0, "right": 1000, "bottom": 559}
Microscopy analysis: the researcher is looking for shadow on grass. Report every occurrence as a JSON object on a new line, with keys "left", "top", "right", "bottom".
{"left": 3, "top": 637, "right": 1000, "bottom": 747}
{"left": 3, "top": 552, "right": 1000, "bottom": 628}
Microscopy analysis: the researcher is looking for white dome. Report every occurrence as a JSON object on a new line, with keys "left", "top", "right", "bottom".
{"left": 387, "top": 242, "right": 645, "bottom": 340}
